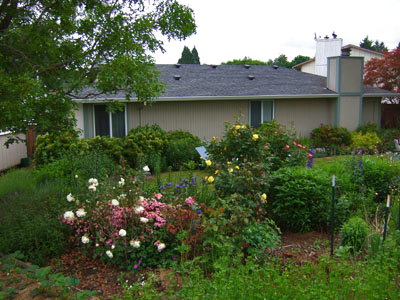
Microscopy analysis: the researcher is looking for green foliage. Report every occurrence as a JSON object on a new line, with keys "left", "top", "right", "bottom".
{"left": 0, "top": 0, "right": 196, "bottom": 139}
{"left": 311, "top": 124, "right": 352, "bottom": 154}
{"left": 177, "top": 46, "right": 200, "bottom": 64}
{"left": 340, "top": 217, "right": 368, "bottom": 253}
{"left": 222, "top": 56, "right": 268, "bottom": 65}
{"left": 86, "top": 136, "right": 124, "bottom": 163}
{"left": 242, "top": 220, "right": 281, "bottom": 256}
{"left": 165, "top": 130, "right": 202, "bottom": 170}
{"left": 356, "top": 122, "right": 379, "bottom": 134}
{"left": 377, "top": 128, "right": 400, "bottom": 152}
{"left": 0, "top": 170, "right": 70, "bottom": 266}
{"left": 351, "top": 132, "right": 381, "bottom": 153}
{"left": 268, "top": 167, "right": 331, "bottom": 232}
{"left": 360, "top": 36, "right": 388, "bottom": 52}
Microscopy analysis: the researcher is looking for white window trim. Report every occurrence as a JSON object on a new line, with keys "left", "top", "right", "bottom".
{"left": 249, "top": 100, "right": 275, "bottom": 126}
{"left": 93, "top": 104, "right": 127, "bottom": 137}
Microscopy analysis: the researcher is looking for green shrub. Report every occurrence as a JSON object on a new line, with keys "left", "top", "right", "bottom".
{"left": 166, "top": 130, "right": 202, "bottom": 170}
{"left": 34, "top": 131, "right": 82, "bottom": 167}
{"left": 377, "top": 128, "right": 400, "bottom": 152}
{"left": 86, "top": 136, "right": 124, "bottom": 163}
{"left": 356, "top": 122, "right": 379, "bottom": 134}
{"left": 268, "top": 167, "right": 331, "bottom": 232}
{"left": 351, "top": 132, "right": 381, "bottom": 153}
{"left": 126, "top": 124, "right": 168, "bottom": 155}
{"left": 340, "top": 216, "right": 368, "bottom": 253}
{"left": 311, "top": 124, "right": 352, "bottom": 154}
{"left": 242, "top": 220, "right": 281, "bottom": 256}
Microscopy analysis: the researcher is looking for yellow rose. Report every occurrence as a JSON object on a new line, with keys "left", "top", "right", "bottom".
{"left": 252, "top": 134, "right": 259, "bottom": 141}
{"left": 235, "top": 166, "right": 240, "bottom": 170}
{"left": 235, "top": 125, "right": 241, "bottom": 130}
{"left": 227, "top": 161, "right": 232, "bottom": 165}
{"left": 241, "top": 125, "right": 246, "bottom": 129}
{"left": 215, "top": 170, "right": 219, "bottom": 175}
{"left": 261, "top": 193, "right": 267, "bottom": 200}
{"left": 212, "top": 136, "right": 218, "bottom": 141}
{"left": 205, "top": 160, "right": 212, "bottom": 166}
{"left": 228, "top": 168, "right": 233, "bottom": 173}
{"left": 207, "top": 176, "right": 214, "bottom": 183}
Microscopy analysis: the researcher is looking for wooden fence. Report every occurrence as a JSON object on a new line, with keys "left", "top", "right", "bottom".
{"left": 382, "top": 104, "right": 400, "bottom": 128}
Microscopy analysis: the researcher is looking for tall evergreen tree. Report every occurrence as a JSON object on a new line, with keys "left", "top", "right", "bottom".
{"left": 191, "top": 46, "right": 200, "bottom": 64}
{"left": 178, "top": 46, "right": 194, "bottom": 64}
{"left": 360, "top": 36, "right": 388, "bottom": 52}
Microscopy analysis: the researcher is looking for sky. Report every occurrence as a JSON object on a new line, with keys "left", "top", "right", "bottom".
{"left": 152, "top": 0, "right": 400, "bottom": 65}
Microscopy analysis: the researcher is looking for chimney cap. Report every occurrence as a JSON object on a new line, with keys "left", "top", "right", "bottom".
{"left": 341, "top": 48, "right": 351, "bottom": 57}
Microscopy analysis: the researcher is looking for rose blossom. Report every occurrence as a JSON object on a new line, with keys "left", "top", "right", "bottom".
{"left": 185, "top": 196, "right": 195, "bottom": 206}
{"left": 88, "top": 178, "right": 99, "bottom": 186}
{"left": 81, "top": 236, "right": 90, "bottom": 244}
{"left": 119, "top": 229, "right": 127, "bottom": 237}
{"left": 157, "top": 243, "right": 166, "bottom": 252}
{"left": 76, "top": 208, "right": 87, "bottom": 218}
{"left": 63, "top": 211, "right": 75, "bottom": 221}
{"left": 88, "top": 184, "right": 96, "bottom": 192}
{"left": 106, "top": 250, "right": 113, "bottom": 258}
{"left": 143, "top": 165, "right": 150, "bottom": 172}
{"left": 130, "top": 240, "right": 140, "bottom": 248}
{"left": 118, "top": 178, "right": 125, "bottom": 186}
{"left": 140, "top": 217, "right": 149, "bottom": 223}
{"left": 111, "top": 199, "right": 119, "bottom": 206}
{"left": 134, "top": 206, "right": 144, "bottom": 214}
{"left": 66, "top": 193, "right": 75, "bottom": 202}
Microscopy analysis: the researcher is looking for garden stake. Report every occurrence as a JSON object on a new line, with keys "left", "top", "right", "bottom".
{"left": 330, "top": 175, "right": 336, "bottom": 256}
{"left": 383, "top": 195, "right": 390, "bottom": 242}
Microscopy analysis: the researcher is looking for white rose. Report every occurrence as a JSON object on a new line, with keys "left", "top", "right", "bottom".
{"left": 119, "top": 229, "right": 127, "bottom": 237}
{"left": 106, "top": 250, "right": 113, "bottom": 258}
{"left": 138, "top": 196, "right": 145, "bottom": 203}
{"left": 118, "top": 178, "right": 125, "bottom": 186}
{"left": 76, "top": 208, "right": 87, "bottom": 218}
{"left": 111, "top": 244, "right": 115, "bottom": 249}
{"left": 140, "top": 217, "right": 149, "bottom": 223}
{"left": 118, "top": 193, "right": 126, "bottom": 200}
{"left": 75, "top": 174, "right": 78, "bottom": 179}
{"left": 130, "top": 240, "right": 140, "bottom": 248}
{"left": 95, "top": 243, "right": 99, "bottom": 247}
{"left": 134, "top": 206, "right": 144, "bottom": 214}
{"left": 143, "top": 165, "right": 150, "bottom": 172}
{"left": 63, "top": 211, "right": 75, "bottom": 221}
{"left": 88, "top": 184, "right": 96, "bottom": 192}
{"left": 111, "top": 199, "right": 119, "bottom": 206}
{"left": 66, "top": 193, "right": 75, "bottom": 202}
{"left": 81, "top": 236, "right": 90, "bottom": 244}
{"left": 88, "top": 178, "right": 99, "bottom": 186}
{"left": 157, "top": 243, "right": 166, "bottom": 252}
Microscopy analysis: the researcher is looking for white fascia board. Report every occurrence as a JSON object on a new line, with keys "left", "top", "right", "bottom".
{"left": 364, "top": 93, "right": 400, "bottom": 97}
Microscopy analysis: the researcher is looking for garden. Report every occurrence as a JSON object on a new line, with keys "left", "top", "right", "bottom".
{"left": 1, "top": 121, "right": 400, "bottom": 299}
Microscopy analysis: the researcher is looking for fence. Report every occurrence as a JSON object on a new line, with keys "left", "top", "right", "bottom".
{"left": 0, "top": 133, "right": 27, "bottom": 172}
{"left": 382, "top": 104, "right": 400, "bottom": 128}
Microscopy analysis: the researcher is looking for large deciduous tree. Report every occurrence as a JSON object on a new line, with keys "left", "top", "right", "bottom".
{"left": 0, "top": 0, "right": 196, "bottom": 140}
{"left": 364, "top": 48, "right": 400, "bottom": 103}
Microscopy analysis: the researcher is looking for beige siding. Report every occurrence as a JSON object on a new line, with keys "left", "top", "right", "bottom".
{"left": 328, "top": 58, "right": 338, "bottom": 91}
{"left": 275, "top": 98, "right": 335, "bottom": 137}
{"left": 362, "top": 98, "right": 380, "bottom": 124}
{"left": 340, "top": 59, "right": 362, "bottom": 93}
{"left": 339, "top": 96, "right": 361, "bottom": 130}
{"left": 349, "top": 47, "right": 384, "bottom": 63}
{"left": 300, "top": 60, "right": 316, "bottom": 74}
{"left": 127, "top": 100, "right": 249, "bottom": 140}
{"left": 0, "top": 134, "right": 27, "bottom": 171}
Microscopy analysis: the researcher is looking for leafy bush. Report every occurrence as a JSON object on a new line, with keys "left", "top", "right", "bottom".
{"left": 377, "top": 128, "right": 400, "bottom": 152}
{"left": 242, "top": 220, "right": 281, "bottom": 256}
{"left": 351, "top": 132, "right": 381, "bottom": 153}
{"left": 311, "top": 124, "right": 352, "bottom": 154}
{"left": 268, "top": 167, "right": 331, "bottom": 232}
{"left": 126, "top": 124, "right": 168, "bottom": 156}
{"left": 340, "top": 216, "right": 368, "bottom": 253}
{"left": 356, "top": 122, "right": 379, "bottom": 134}
{"left": 166, "top": 130, "right": 202, "bottom": 170}
{"left": 34, "top": 131, "right": 82, "bottom": 167}
{"left": 86, "top": 136, "right": 124, "bottom": 163}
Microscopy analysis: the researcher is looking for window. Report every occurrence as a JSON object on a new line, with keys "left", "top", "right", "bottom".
{"left": 250, "top": 100, "right": 274, "bottom": 128}
{"left": 94, "top": 104, "right": 127, "bottom": 138}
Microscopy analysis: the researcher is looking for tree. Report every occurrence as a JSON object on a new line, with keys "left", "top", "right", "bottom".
{"left": 359, "top": 36, "right": 388, "bottom": 52}
{"left": 0, "top": 0, "right": 196, "bottom": 141}
{"left": 364, "top": 48, "right": 400, "bottom": 103}
{"left": 177, "top": 46, "right": 200, "bottom": 64}
{"left": 191, "top": 46, "right": 200, "bottom": 64}
{"left": 289, "top": 55, "right": 311, "bottom": 68}
{"left": 222, "top": 57, "right": 267, "bottom": 65}
{"left": 267, "top": 54, "right": 290, "bottom": 67}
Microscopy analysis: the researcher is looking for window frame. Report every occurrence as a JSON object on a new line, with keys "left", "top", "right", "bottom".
{"left": 92, "top": 104, "right": 128, "bottom": 138}
{"left": 249, "top": 100, "right": 275, "bottom": 127}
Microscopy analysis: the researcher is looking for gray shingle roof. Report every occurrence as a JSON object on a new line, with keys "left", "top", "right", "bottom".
{"left": 74, "top": 64, "right": 395, "bottom": 100}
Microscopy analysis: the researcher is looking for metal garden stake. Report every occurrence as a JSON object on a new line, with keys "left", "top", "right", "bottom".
{"left": 383, "top": 195, "right": 390, "bottom": 242}
{"left": 330, "top": 175, "right": 336, "bottom": 256}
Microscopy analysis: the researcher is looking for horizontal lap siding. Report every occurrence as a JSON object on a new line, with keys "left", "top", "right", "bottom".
{"left": 275, "top": 98, "right": 335, "bottom": 137}
{"left": 128, "top": 100, "right": 249, "bottom": 141}
{"left": 362, "top": 98, "right": 380, "bottom": 124}
{"left": 0, "top": 134, "right": 27, "bottom": 171}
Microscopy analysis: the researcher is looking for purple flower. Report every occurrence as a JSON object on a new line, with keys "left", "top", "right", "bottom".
{"left": 167, "top": 182, "right": 173, "bottom": 187}
{"left": 197, "top": 209, "right": 203, "bottom": 214}
{"left": 138, "top": 259, "right": 142, "bottom": 264}
{"left": 172, "top": 256, "right": 177, "bottom": 261}
{"left": 159, "top": 185, "right": 166, "bottom": 190}
{"left": 134, "top": 264, "right": 138, "bottom": 269}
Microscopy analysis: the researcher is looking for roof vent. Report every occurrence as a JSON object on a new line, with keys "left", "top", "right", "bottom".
{"left": 175, "top": 64, "right": 181, "bottom": 68}
{"left": 341, "top": 48, "right": 351, "bottom": 57}
{"left": 272, "top": 65, "right": 279, "bottom": 70}
{"left": 173, "top": 75, "right": 181, "bottom": 80}
{"left": 211, "top": 65, "right": 217, "bottom": 69}
{"left": 244, "top": 64, "right": 250, "bottom": 69}
{"left": 248, "top": 75, "right": 255, "bottom": 80}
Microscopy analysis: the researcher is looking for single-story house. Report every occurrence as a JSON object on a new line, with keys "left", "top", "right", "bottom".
{"left": 73, "top": 55, "right": 397, "bottom": 141}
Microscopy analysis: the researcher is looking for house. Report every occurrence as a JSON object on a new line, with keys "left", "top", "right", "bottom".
{"left": 72, "top": 54, "right": 397, "bottom": 141}
{"left": 0, "top": 131, "right": 27, "bottom": 171}
{"left": 293, "top": 37, "right": 384, "bottom": 76}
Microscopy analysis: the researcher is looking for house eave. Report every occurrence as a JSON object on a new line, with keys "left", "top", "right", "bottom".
{"left": 73, "top": 94, "right": 338, "bottom": 103}
{"left": 364, "top": 93, "right": 400, "bottom": 98}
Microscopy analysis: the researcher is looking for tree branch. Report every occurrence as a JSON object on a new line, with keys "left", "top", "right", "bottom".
{"left": 0, "top": 0, "right": 17, "bottom": 33}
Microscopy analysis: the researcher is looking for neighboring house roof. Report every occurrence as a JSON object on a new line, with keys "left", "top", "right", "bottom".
{"left": 73, "top": 64, "right": 397, "bottom": 102}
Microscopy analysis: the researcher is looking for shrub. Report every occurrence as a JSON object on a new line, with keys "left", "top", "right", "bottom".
{"left": 351, "top": 132, "right": 381, "bottom": 153}
{"left": 377, "top": 128, "right": 400, "bottom": 152}
{"left": 356, "top": 122, "right": 379, "bottom": 134}
{"left": 340, "top": 216, "right": 368, "bottom": 253}
{"left": 268, "top": 167, "right": 331, "bottom": 232}
{"left": 166, "top": 130, "right": 202, "bottom": 170}
{"left": 311, "top": 124, "right": 352, "bottom": 154}
{"left": 126, "top": 124, "right": 168, "bottom": 155}
{"left": 86, "top": 136, "right": 124, "bottom": 163}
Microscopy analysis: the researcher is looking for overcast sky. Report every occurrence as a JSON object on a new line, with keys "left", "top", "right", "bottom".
{"left": 152, "top": 0, "right": 400, "bottom": 65}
